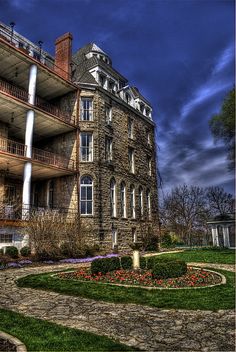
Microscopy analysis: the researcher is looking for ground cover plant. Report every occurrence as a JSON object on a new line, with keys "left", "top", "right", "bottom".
{"left": 0, "top": 308, "right": 137, "bottom": 351}
{"left": 17, "top": 268, "right": 234, "bottom": 311}
{"left": 58, "top": 267, "right": 222, "bottom": 288}
{"left": 155, "top": 248, "right": 235, "bottom": 264}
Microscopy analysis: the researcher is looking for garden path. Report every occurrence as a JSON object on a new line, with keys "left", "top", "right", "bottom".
{"left": 0, "top": 262, "right": 235, "bottom": 351}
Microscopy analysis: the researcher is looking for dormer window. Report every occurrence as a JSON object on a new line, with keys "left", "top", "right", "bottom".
{"left": 140, "top": 103, "right": 145, "bottom": 113}
{"left": 99, "top": 73, "right": 106, "bottom": 88}
{"left": 108, "top": 80, "right": 115, "bottom": 92}
{"left": 146, "top": 108, "right": 150, "bottom": 117}
{"left": 125, "top": 93, "right": 131, "bottom": 104}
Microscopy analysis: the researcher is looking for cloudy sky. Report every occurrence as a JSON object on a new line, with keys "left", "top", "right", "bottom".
{"left": 1, "top": 0, "right": 234, "bottom": 196}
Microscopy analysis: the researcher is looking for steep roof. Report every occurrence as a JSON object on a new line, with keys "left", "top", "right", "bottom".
{"left": 72, "top": 43, "right": 128, "bottom": 84}
{"left": 130, "top": 87, "right": 152, "bottom": 106}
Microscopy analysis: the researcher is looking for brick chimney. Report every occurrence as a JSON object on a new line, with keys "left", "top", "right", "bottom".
{"left": 54, "top": 32, "right": 73, "bottom": 80}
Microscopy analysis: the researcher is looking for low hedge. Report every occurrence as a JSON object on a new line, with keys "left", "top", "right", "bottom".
{"left": 91, "top": 257, "right": 120, "bottom": 274}
{"left": 152, "top": 260, "right": 187, "bottom": 279}
{"left": 91, "top": 255, "right": 187, "bottom": 279}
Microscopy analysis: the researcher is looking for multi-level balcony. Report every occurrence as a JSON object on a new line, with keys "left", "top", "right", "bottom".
{"left": 0, "top": 78, "right": 76, "bottom": 141}
{"left": 0, "top": 27, "right": 76, "bottom": 100}
{"left": 0, "top": 136, "right": 76, "bottom": 178}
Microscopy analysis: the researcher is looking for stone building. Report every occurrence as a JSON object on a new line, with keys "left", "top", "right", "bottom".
{"left": 0, "top": 22, "right": 159, "bottom": 251}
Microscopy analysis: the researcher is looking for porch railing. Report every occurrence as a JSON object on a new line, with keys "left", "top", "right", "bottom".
{"left": 0, "top": 203, "right": 78, "bottom": 221}
{"left": 0, "top": 26, "right": 72, "bottom": 81}
{"left": 0, "top": 137, "right": 75, "bottom": 171}
{"left": 0, "top": 78, "right": 75, "bottom": 125}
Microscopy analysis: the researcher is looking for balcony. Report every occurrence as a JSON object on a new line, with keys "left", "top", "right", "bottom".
{"left": 0, "top": 203, "right": 78, "bottom": 223}
{"left": 0, "top": 28, "right": 76, "bottom": 99}
{"left": 0, "top": 78, "right": 75, "bottom": 125}
{"left": 0, "top": 137, "right": 76, "bottom": 178}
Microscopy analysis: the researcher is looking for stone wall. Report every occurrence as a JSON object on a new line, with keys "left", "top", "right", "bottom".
{"left": 79, "top": 88, "right": 159, "bottom": 250}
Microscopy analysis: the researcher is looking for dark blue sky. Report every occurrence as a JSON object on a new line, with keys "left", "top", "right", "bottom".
{"left": 1, "top": 0, "right": 234, "bottom": 196}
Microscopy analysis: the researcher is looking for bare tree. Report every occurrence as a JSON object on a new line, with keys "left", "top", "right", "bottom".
{"left": 160, "top": 185, "right": 209, "bottom": 246}
{"left": 25, "top": 209, "right": 86, "bottom": 259}
{"left": 206, "top": 186, "right": 234, "bottom": 216}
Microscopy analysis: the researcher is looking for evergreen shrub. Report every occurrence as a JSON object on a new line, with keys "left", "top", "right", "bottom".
{"left": 20, "top": 246, "right": 31, "bottom": 257}
{"left": 91, "top": 257, "right": 120, "bottom": 274}
{"left": 5, "top": 246, "right": 18, "bottom": 259}
{"left": 152, "top": 260, "right": 187, "bottom": 279}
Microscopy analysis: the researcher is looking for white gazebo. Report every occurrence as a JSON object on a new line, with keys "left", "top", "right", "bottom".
{"left": 207, "top": 214, "right": 235, "bottom": 249}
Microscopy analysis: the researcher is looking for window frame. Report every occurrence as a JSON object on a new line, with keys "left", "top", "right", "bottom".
{"left": 128, "top": 147, "right": 135, "bottom": 173}
{"left": 128, "top": 117, "right": 134, "bottom": 139}
{"left": 138, "top": 186, "right": 144, "bottom": 217}
{"left": 146, "top": 189, "right": 151, "bottom": 218}
{"left": 80, "top": 132, "right": 93, "bottom": 162}
{"left": 130, "top": 185, "right": 136, "bottom": 219}
{"left": 0, "top": 233, "right": 13, "bottom": 243}
{"left": 105, "top": 136, "right": 113, "bottom": 162}
{"left": 80, "top": 176, "right": 93, "bottom": 216}
{"left": 120, "top": 181, "right": 127, "bottom": 218}
{"left": 110, "top": 179, "right": 117, "bottom": 218}
{"left": 80, "top": 98, "right": 93, "bottom": 121}
{"left": 105, "top": 105, "right": 112, "bottom": 124}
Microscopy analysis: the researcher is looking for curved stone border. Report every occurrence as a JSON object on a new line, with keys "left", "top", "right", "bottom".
{"left": 0, "top": 331, "right": 27, "bottom": 352}
{"left": 53, "top": 267, "right": 226, "bottom": 290}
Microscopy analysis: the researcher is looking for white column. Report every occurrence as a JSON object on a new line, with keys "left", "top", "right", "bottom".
{"left": 211, "top": 226, "right": 219, "bottom": 247}
{"left": 22, "top": 64, "right": 37, "bottom": 219}
{"left": 222, "top": 226, "right": 230, "bottom": 248}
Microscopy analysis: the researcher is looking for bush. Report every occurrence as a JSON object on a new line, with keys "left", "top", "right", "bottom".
{"left": 5, "top": 246, "right": 18, "bottom": 259}
{"left": 91, "top": 257, "right": 120, "bottom": 275}
{"left": 161, "top": 233, "right": 174, "bottom": 248}
{"left": 120, "top": 256, "right": 132, "bottom": 270}
{"left": 152, "top": 260, "right": 187, "bottom": 279}
{"left": 0, "top": 248, "right": 3, "bottom": 256}
{"left": 20, "top": 246, "right": 31, "bottom": 257}
{"left": 144, "top": 236, "right": 159, "bottom": 251}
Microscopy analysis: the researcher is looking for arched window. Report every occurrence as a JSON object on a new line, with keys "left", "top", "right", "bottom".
{"left": 138, "top": 186, "right": 143, "bottom": 217}
{"left": 80, "top": 176, "right": 93, "bottom": 215}
{"left": 146, "top": 189, "right": 151, "bottom": 218}
{"left": 110, "top": 179, "right": 116, "bottom": 217}
{"left": 130, "top": 185, "right": 135, "bottom": 218}
{"left": 120, "top": 181, "right": 126, "bottom": 218}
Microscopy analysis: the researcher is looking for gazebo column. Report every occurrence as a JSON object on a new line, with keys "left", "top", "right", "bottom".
{"left": 211, "top": 226, "right": 219, "bottom": 247}
{"left": 222, "top": 226, "right": 230, "bottom": 248}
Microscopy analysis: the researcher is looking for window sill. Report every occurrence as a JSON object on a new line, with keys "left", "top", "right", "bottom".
{"left": 80, "top": 214, "right": 94, "bottom": 218}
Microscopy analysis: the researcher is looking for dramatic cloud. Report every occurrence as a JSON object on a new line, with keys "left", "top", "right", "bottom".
{"left": 1, "top": 0, "right": 234, "bottom": 196}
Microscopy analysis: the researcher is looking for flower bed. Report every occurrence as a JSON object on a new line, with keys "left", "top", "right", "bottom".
{"left": 57, "top": 267, "right": 223, "bottom": 288}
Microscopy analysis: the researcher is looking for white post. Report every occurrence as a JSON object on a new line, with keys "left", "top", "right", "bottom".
{"left": 222, "top": 226, "right": 230, "bottom": 248}
{"left": 133, "top": 250, "right": 140, "bottom": 270}
{"left": 22, "top": 64, "right": 37, "bottom": 219}
{"left": 211, "top": 226, "right": 219, "bottom": 247}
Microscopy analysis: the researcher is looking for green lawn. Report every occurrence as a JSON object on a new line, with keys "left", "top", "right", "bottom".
{"left": 156, "top": 248, "right": 235, "bottom": 264}
{"left": 0, "top": 308, "right": 136, "bottom": 351}
{"left": 17, "top": 268, "right": 235, "bottom": 311}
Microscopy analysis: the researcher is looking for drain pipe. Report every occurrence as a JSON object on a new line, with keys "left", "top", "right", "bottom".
{"left": 22, "top": 64, "right": 37, "bottom": 219}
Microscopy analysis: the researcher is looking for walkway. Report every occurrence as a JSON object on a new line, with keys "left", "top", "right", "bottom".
{"left": 0, "top": 263, "right": 235, "bottom": 351}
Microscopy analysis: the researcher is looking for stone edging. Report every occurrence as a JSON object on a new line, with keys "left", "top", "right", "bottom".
{"left": 52, "top": 266, "right": 226, "bottom": 290}
{"left": 0, "top": 331, "right": 27, "bottom": 352}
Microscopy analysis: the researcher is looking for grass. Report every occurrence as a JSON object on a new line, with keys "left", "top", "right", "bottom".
{"left": 17, "top": 268, "right": 235, "bottom": 311}
{"left": 157, "top": 248, "right": 235, "bottom": 264}
{"left": 0, "top": 308, "right": 137, "bottom": 351}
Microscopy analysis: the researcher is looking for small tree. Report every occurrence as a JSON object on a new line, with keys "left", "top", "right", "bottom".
{"left": 25, "top": 210, "right": 83, "bottom": 260}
